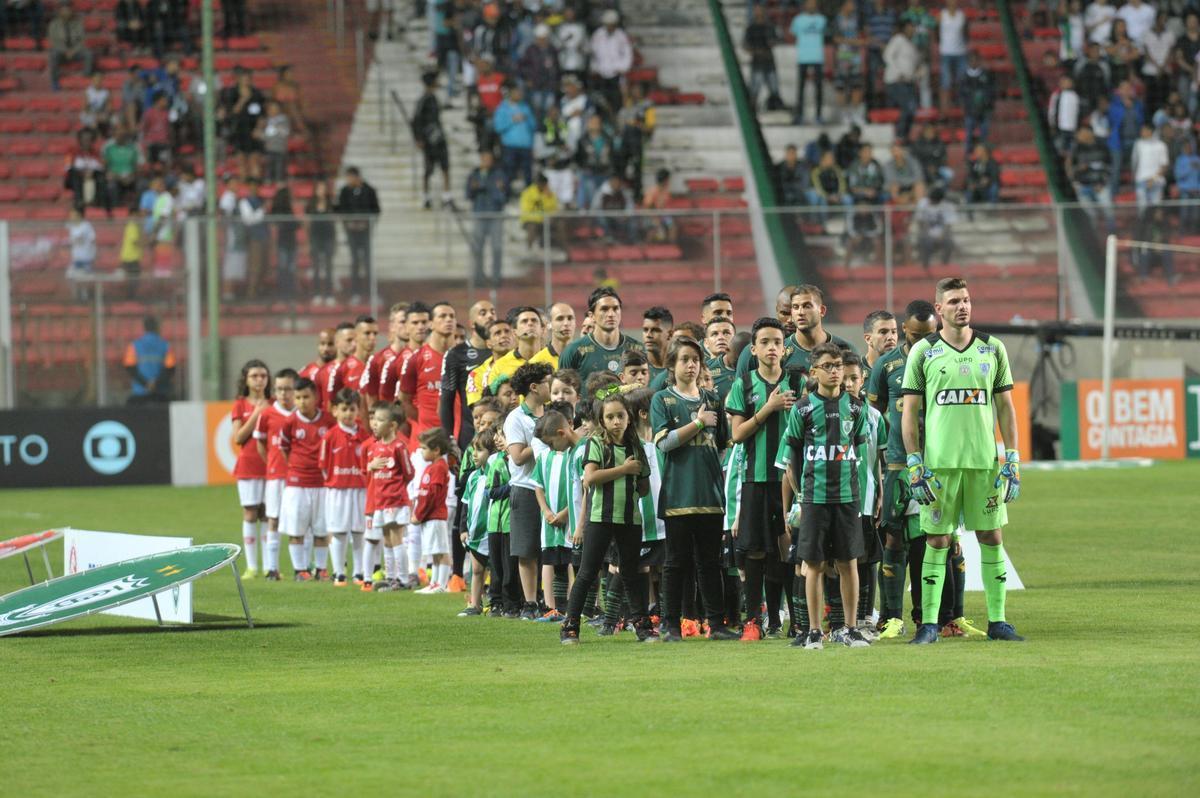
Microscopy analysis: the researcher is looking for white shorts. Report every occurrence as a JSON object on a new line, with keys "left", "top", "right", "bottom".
{"left": 366, "top": 506, "right": 411, "bottom": 541}
{"left": 264, "top": 479, "right": 285, "bottom": 519}
{"left": 280, "top": 486, "right": 326, "bottom": 538}
{"left": 237, "top": 479, "right": 265, "bottom": 507}
{"left": 418, "top": 519, "right": 451, "bottom": 556}
{"left": 325, "top": 488, "right": 366, "bottom": 534}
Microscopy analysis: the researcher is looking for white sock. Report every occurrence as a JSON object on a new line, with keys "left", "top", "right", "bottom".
{"left": 351, "top": 533, "right": 364, "bottom": 577}
{"left": 329, "top": 534, "right": 346, "bottom": 577}
{"left": 265, "top": 529, "right": 280, "bottom": 572}
{"left": 407, "top": 535, "right": 421, "bottom": 580}
{"left": 241, "top": 521, "right": 258, "bottom": 570}
{"left": 396, "top": 540, "right": 408, "bottom": 579}
{"left": 383, "top": 546, "right": 396, "bottom": 580}
{"left": 288, "top": 542, "right": 307, "bottom": 572}
{"left": 390, "top": 546, "right": 405, "bottom": 580}
{"left": 362, "top": 540, "right": 378, "bottom": 582}
{"left": 314, "top": 545, "right": 329, "bottom": 570}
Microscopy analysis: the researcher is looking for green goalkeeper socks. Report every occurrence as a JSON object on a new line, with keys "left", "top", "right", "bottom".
{"left": 920, "top": 544, "right": 949, "bottom": 626}
{"left": 979, "top": 543, "right": 1008, "bottom": 622}
{"left": 880, "top": 547, "right": 906, "bottom": 619}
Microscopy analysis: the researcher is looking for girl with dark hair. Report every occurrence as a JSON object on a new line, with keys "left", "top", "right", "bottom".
{"left": 233, "top": 359, "right": 271, "bottom": 577}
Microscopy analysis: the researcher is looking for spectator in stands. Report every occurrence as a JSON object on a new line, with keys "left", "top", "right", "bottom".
{"left": 744, "top": 3, "right": 781, "bottom": 113}
{"left": 104, "top": 127, "right": 141, "bottom": 208}
{"left": 271, "top": 66, "right": 308, "bottom": 137}
{"left": 619, "top": 81, "right": 656, "bottom": 141}
{"left": 219, "top": 67, "right": 267, "bottom": 179}
{"left": 263, "top": 101, "right": 291, "bottom": 185}
{"left": 899, "top": 0, "right": 937, "bottom": 109}
{"left": 81, "top": 71, "right": 113, "bottom": 135}
{"left": 834, "top": 124, "right": 861, "bottom": 168}
{"left": 120, "top": 208, "right": 143, "bottom": 298}
{"left": 124, "top": 316, "right": 175, "bottom": 404}
{"left": 306, "top": 180, "right": 337, "bottom": 306}
{"left": 846, "top": 142, "right": 886, "bottom": 255}
{"left": 239, "top": 177, "right": 267, "bottom": 296}
{"left": 414, "top": 71, "right": 453, "bottom": 209}
{"left": 121, "top": 64, "right": 144, "bottom": 130}
{"left": 145, "top": 0, "right": 191, "bottom": 58}
{"left": 149, "top": 177, "right": 177, "bottom": 277}
{"left": 466, "top": 149, "right": 509, "bottom": 287}
{"left": 48, "top": 3, "right": 93, "bottom": 91}
{"left": 790, "top": 0, "right": 827, "bottom": 125}
{"left": 0, "top": 1, "right": 46, "bottom": 49}
{"left": 939, "top": 0, "right": 968, "bottom": 108}
{"left": 65, "top": 128, "right": 111, "bottom": 216}
{"left": 219, "top": 175, "right": 245, "bottom": 299}
{"left": 1049, "top": 73, "right": 1081, "bottom": 153}
{"left": 1105, "top": 19, "right": 1139, "bottom": 87}
{"left": 535, "top": 103, "right": 575, "bottom": 208}
{"left": 589, "top": 9, "right": 633, "bottom": 119}
{"left": 1154, "top": 93, "right": 1191, "bottom": 135}
{"left": 66, "top": 205, "right": 96, "bottom": 299}
{"left": 806, "top": 131, "right": 833, "bottom": 168}
{"left": 1069, "top": 125, "right": 1116, "bottom": 227}
{"left": 865, "top": 0, "right": 897, "bottom": 107}
{"left": 337, "top": 166, "right": 381, "bottom": 303}
{"left": 560, "top": 73, "right": 589, "bottom": 150}
{"left": 1175, "top": 137, "right": 1200, "bottom": 230}
{"left": 1142, "top": 13, "right": 1176, "bottom": 117}
{"left": 141, "top": 92, "right": 173, "bottom": 165}
{"left": 1108, "top": 80, "right": 1145, "bottom": 194}
{"left": 883, "top": 19, "right": 920, "bottom": 140}
{"left": 965, "top": 142, "right": 1000, "bottom": 205}
{"left": 472, "top": 2, "right": 513, "bottom": 72}
{"left": 776, "top": 144, "right": 810, "bottom": 207}
{"left": 494, "top": 83, "right": 537, "bottom": 189}
{"left": 519, "top": 172, "right": 560, "bottom": 249}
{"left": 1133, "top": 204, "right": 1178, "bottom": 283}
{"left": 435, "top": 3, "right": 462, "bottom": 105}
{"left": 833, "top": 0, "right": 866, "bottom": 124}
{"left": 885, "top": 142, "right": 925, "bottom": 203}
{"left": 642, "top": 168, "right": 677, "bottom": 243}
{"left": 271, "top": 186, "right": 299, "bottom": 298}
{"left": 808, "top": 149, "right": 848, "bottom": 229}
{"left": 175, "top": 162, "right": 204, "bottom": 226}
{"left": 472, "top": 54, "right": 505, "bottom": 151}
{"left": 1173, "top": 13, "right": 1200, "bottom": 113}
{"left": 1085, "top": 0, "right": 1117, "bottom": 45}
{"left": 914, "top": 186, "right": 956, "bottom": 268}
{"left": 1132, "top": 123, "right": 1171, "bottom": 209}
{"left": 1118, "top": 0, "right": 1156, "bottom": 46}
{"left": 115, "top": 0, "right": 146, "bottom": 51}
{"left": 555, "top": 4, "right": 588, "bottom": 84}
{"left": 519, "top": 23, "right": 560, "bottom": 122}
{"left": 1074, "top": 40, "right": 1112, "bottom": 116}
{"left": 221, "top": 0, "right": 248, "bottom": 40}
{"left": 614, "top": 108, "right": 646, "bottom": 199}
{"left": 1090, "top": 92, "right": 1113, "bottom": 139}
{"left": 960, "top": 50, "right": 995, "bottom": 155}
{"left": 575, "top": 112, "right": 615, "bottom": 211}
{"left": 911, "top": 122, "right": 952, "bottom": 187}
{"left": 1058, "top": 0, "right": 1086, "bottom": 68}
{"left": 591, "top": 173, "right": 636, "bottom": 243}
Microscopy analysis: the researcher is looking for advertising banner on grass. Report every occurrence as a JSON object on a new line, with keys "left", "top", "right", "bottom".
{"left": 1060, "top": 379, "right": 1186, "bottom": 460}
{"left": 64, "top": 529, "right": 195, "bottom": 623}
{"left": 0, "top": 407, "right": 171, "bottom": 487}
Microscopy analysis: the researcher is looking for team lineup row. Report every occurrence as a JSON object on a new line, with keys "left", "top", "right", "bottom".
{"left": 225, "top": 277, "right": 1024, "bottom": 647}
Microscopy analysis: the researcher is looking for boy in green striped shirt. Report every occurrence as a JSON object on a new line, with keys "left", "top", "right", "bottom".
{"left": 533, "top": 407, "right": 579, "bottom": 622}
{"left": 484, "top": 426, "right": 519, "bottom": 616}
{"left": 843, "top": 351, "right": 887, "bottom": 636}
{"left": 457, "top": 433, "right": 494, "bottom": 617}
{"left": 777, "top": 342, "right": 871, "bottom": 650}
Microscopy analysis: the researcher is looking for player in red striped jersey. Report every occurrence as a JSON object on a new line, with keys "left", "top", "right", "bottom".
{"left": 231, "top": 359, "right": 271, "bottom": 579}
{"left": 254, "top": 367, "right": 297, "bottom": 581}
{"left": 318, "top": 322, "right": 356, "bottom": 409}
{"left": 361, "top": 303, "right": 409, "bottom": 410}
{"left": 300, "top": 329, "right": 337, "bottom": 400}
{"left": 400, "top": 301, "right": 455, "bottom": 448}
{"left": 278, "top": 377, "right": 336, "bottom": 580}
{"left": 320, "top": 388, "right": 371, "bottom": 585}
{"left": 381, "top": 302, "right": 431, "bottom": 410}
{"left": 363, "top": 403, "right": 415, "bottom": 592}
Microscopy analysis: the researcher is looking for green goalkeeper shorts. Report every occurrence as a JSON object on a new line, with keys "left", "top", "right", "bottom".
{"left": 919, "top": 467, "right": 1008, "bottom": 536}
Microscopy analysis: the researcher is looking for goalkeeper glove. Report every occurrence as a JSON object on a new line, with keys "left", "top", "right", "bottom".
{"left": 995, "top": 449, "right": 1020, "bottom": 503}
{"left": 906, "top": 452, "right": 941, "bottom": 506}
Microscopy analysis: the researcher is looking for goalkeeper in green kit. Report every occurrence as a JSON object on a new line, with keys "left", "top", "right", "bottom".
{"left": 901, "top": 278, "right": 1024, "bottom": 644}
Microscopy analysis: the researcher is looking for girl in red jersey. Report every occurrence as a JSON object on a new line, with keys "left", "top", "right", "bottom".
{"left": 363, "top": 403, "right": 415, "bottom": 592}
{"left": 232, "top": 359, "right": 271, "bottom": 578}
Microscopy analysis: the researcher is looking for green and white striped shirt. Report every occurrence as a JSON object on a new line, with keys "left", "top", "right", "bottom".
{"left": 462, "top": 469, "right": 491, "bottom": 555}
{"left": 534, "top": 448, "right": 573, "bottom": 549}
{"left": 640, "top": 439, "right": 666, "bottom": 542}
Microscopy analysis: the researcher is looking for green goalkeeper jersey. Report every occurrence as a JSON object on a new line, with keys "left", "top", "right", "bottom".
{"left": 901, "top": 332, "right": 1014, "bottom": 470}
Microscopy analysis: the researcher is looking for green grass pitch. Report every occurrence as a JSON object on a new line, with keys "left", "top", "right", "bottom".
{"left": 1, "top": 463, "right": 1197, "bottom": 796}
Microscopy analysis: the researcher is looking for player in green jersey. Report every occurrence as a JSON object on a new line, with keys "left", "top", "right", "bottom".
{"left": 533, "top": 408, "right": 579, "bottom": 622}
{"left": 620, "top": 349, "right": 651, "bottom": 388}
{"left": 861, "top": 310, "right": 898, "bottom": 386}
{"left": 703, "top": 318, "right": 738, "bottom": 403}
{"left": 641, "top": 306, "right": 673, "bottom": 385}
{"left": 726, "top": 318, "right": 800, "bottom": 641}
{"left": 901, "top": 277, "right": 1023, "bottom": 644}
{"left": 483, "top": 427, "right": 519, "bottom": 616}
{"left": 777, "top": 342, "right": 871, "bottom": 649}
{"left": 867, "top": 301, "right": 937, "bottom": 638}
{"left": 700, "top": 292, "right": 734, "bottom": 328}
{"left": 734, "top": 284, "right": 856, "bottom": 377}
{"left": 457, "top": 432, "right": 495, "bottom": 617}
{"left": 843, "top": 351, "right": 886, "bottom": 638}
{"left": 651, "top": 337, "right": 739, "bottom": 642}
{"left": 559, "top": 287, "right": 646, "bottom": 384}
